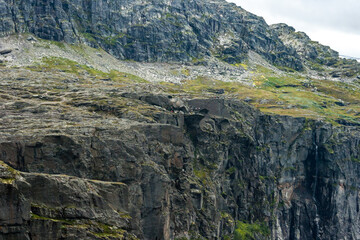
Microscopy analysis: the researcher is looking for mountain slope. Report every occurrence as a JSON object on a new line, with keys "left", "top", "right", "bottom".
{"left": 1, "top": 0, "right": 360, "bottom": 239}
{"left": 2, "top": 0, "right": 359, "bottom": 80}
{"left": 1, "top": 0, "right": 303, "bottom": 69}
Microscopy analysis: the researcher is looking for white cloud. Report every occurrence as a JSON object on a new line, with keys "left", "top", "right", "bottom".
{"left": 307, "top": 29, "right": 360, "bottom": 58}
{"left": 230, "top": 0, "right": 360, "bottom": 57}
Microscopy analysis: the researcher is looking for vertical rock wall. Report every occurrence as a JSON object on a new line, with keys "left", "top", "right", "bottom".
{"left": 1, "top": 98, "right": 359, "bottom": 239}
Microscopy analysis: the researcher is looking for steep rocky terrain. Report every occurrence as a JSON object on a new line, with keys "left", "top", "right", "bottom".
{"left": 0, "top": 65, "right": 360, "bottom": 240}
{"left": 1, "top": 0, "right": 305, "bottom": 69}
{"left": 271, "top": 23, "right": 360, "bottom": 79}
{"left": 1, "top": 0, "right": 360, "bottom": 239}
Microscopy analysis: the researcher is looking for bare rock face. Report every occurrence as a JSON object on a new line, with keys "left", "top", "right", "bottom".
{"left": 271, "top": 23, "right": 339, "bottom": 65}
{"left": 0, "top": 163, "right": 135, "bottom": 240}
{"left": 271, "top": 23, "right": 360, "bottom": 78}
{"left": 0, "top": 80, "right": 360, "bottom": 239}
{"left": 0, "top": 0, "right": 304, "bottom": 70}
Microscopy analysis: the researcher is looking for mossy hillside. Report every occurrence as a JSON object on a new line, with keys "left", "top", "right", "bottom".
{"left": 160, "top": 65, "right": 360, "bottom": 125}
{"left": 27, "top": 57, "right": 147, "bottom": 84}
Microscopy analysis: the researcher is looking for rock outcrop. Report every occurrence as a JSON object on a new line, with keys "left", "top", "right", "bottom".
{"left": 271, "top": 23, "right": 339, "bottom": 66}
{"left": 2, "top": 0, "right": 360, "bottom": 78}
{"left": 271, "top": 23, "right": 360, "bottom": 77}
{"left": 0, "top": 0, "right": 304, "bottom": 69}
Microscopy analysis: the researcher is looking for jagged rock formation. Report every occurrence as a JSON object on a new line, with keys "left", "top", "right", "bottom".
{"left": 2, "top": 0, "right": 360, "bottom": 78}
{"left": 0, "top": 66, "right": 360, "bottom": 239}
{"left": 271, "top": 23, "right": 360, "bottom": 78}
{"left": 271, "top": 23, "right": 339, "bottom": 66}
{"left": 0, "top": 0, "right": 304, "bottom": 69}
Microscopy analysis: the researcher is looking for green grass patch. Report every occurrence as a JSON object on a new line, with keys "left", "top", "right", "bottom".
{"left": 169, "top": 65, "right": 360, "bottom": 125}
{"left": 193, "top": 168, "right": 211, "bottom": 185}
{"left": 31, "top": 213, "right": 127, "bottom": 238}
{"left": 0, "top": 178, "right": 15, "bottom": 184}
{"left": 27, "top": 57, "right": 147, "bottom": 84}
{"left": 31, "top": 213, "right": 75, "bottom": 225}
{"left": 90, "top": 222, "right": 126, "bottom": 239}
{"left": 234, "top": 221, "right": 270, "bottom": 240}
{"left": 0, "top": 161, "right": 19, "bottom": 176}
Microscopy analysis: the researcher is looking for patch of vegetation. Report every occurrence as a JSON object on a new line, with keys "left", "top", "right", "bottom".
{"left": 0, "top": 161, "right": 19, "bottom": 176}
{"left": 50, "top": 40, "right": 66, "bottom": 49}
{"left": 31, "top": 213, "right": 127, "bottom": 239}
{"left": 226, "top": 166, "right": 236, "bottom": 175}
{"left": 162, "top": 64, "right": 359, "bottom": 125}
{"left": 116, "top": 211, "right": 132, "bottom": 219}
{"left": 90, "top": 222, "right": 126, "bottom": 239}
{"left": 192, "top": 150, "right": 217, "bottom": 186}
{"left": 323, "top": 143, "right": 335, "bottom": 154}
{"left": 181, "top": 68, "right": 190, "bottom": 76}
{"left": 66, "top": 94, "right": 162, "bottom": 123}
{"left": 282, "top": 166, "right": 297, "bottom": 172}
{"left": 307, "top": 61, "right": 326, "bottom": 71}
{"left": 191, "top": 56, "right": 206, "bottom": 64}
{"left": 261, "top": 76, "right": 299, "bottom": 88}
{"left": 0, "top": 178, "right": 15, "bottom": 184}
{"left": 0, "top": 161, "right": 19, "bottom": 184}
{"left": 255, "top": 146, "right": 267, "bottom": 152}
{"left": 82, "top": 32, "right": 99, "bottom": 45}
{"left": 258, "top": 175, "right": 266, "bottom": 181}
{"left": 221, "top": 212, "right": 235, "bottom": 224}
{"left": 27, "top": 57, "right": 147, "bottom": 84}
{"left": 232, "top": 62, "right": 249, "bottom": 70}
{"left": 193, "top": 168, "right": 211, "bottom": 185}
{"left": 234, "top": 221, "right": 270, "bottom": 240}
{"left": 31, "top": 213, "right": 75, "bottom": 225}
{"left": 276, "top": 65, "right": 296, "bottom": 72}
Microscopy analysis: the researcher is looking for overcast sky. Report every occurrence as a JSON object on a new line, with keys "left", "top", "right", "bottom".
{"left": 229, "top": 0, "right": 360, "bottom": 58}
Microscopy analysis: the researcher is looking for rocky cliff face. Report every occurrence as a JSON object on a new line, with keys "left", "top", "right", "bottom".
{"left": 1, "top": 0, "right": 360, "bottom": 239}
{"left": 271, "top": 23, "right": 360, "bottom": 78}
{"left": 0, "top": 0, "right": 304, "bottom": 69}
{"left": 0, "top": 66, "right": 360, "bottom": 239}
{"left": 271, "top": 23, "right": 339, "bottom": 65}
{"left": 3, "top": 0, "right": 360, "bottom": 78}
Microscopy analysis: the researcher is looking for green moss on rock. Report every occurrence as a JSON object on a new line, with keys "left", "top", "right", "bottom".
{"left": 234, "top": 221, "right": 270, "bottom": 240}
